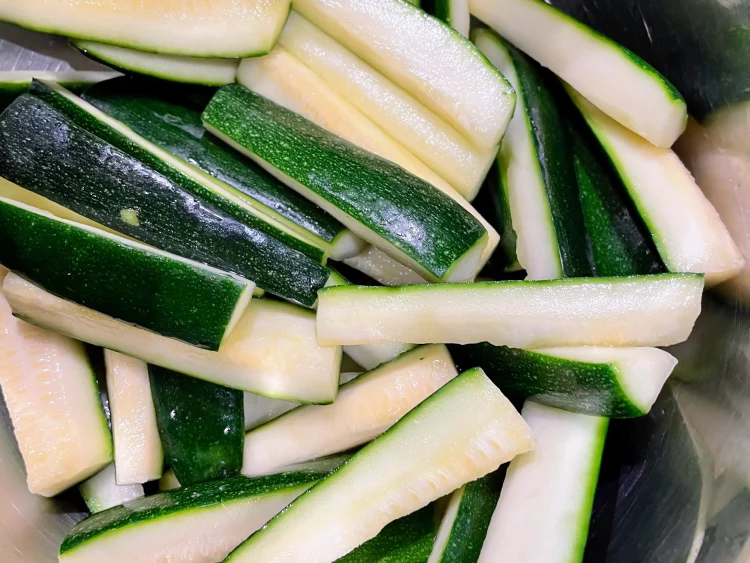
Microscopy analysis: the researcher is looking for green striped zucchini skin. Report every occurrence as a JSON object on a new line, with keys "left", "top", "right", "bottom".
{"left": 82, "top": 76, "right": 347, "bottom": 248}
{"left": 149, "top": 366, "right": 244, "bottom": 487}
{"left": 202, "top": 85, "right": 489, "bottom": 283}
{"left": 0, "top": 198, "right": 249, "bottom": 351}
{"left": 0, "top": 94, "right": 329, "bottom": 308}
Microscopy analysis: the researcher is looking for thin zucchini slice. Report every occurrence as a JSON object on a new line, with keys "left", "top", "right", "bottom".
{"left": 203, "top": 85, "right": 490, "bottom": 283}
{"left": 469, "top": 0, "right": 687, "bottom": 148}
{"left": 0, "top": 0, "right": 291, "bottom": 58}
{"left": 316, "top": 274, "right": 704, "bottom": 347}
{"left": 3, "top": 275, "right": 340, "bottom": 403}
{"left": 569, "top": 89, "right": 744, "bottom": 287}
{"left": 0, "top": 197, "right": 253, "bottom": 350}
{"left": 452, "top": 345, "right": 676, "bottom": 418}
{"left": 150, "top": 366, "right": 244, "bottom": 487}
{"left": 292, "top": 0, "right": 516, "bottom": 151}
{"left": 473, "top": 30, "right": 593, "bottom": 280}
{"left": 0, "top": 70, "right": 120, "bottom": 110}
{"left": 104, "top": 351, "right": 162, "bottom": 485}
{"left": 59, "top": 471, "right": 329, "bottom": 563}
{"left": 425, "top": 0, "right": 471, "bottom": 38}
{"left": 72, "top": 41, "right": 238, "bottom": 86}
{"left": 227, "top": 368, "right": 533, "bottom": 562}
{"left": 79, "top": 464, "right": 144, "bottom": 514}
{"left": 278, "top": 12, "right": 490, "bottom": 199}
{"left": 428, "top": 471, "right": 503, "bottom": 562}
{"left": 242, "top": 344, "right": 458, "bottom": 477}
{"left": 344, "top": 343, "right": 417, "bottom": 372}
{"left": 0, "top": 269, "right": 112, "bottom": 497}
{"left": 344, "top": 245, "right": 428, "bottom": 287}
{"left": 478, "top": 402, "right": 607, "bottom": 563}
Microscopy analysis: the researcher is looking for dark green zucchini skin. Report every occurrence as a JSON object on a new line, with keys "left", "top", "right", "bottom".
{"left": 474, "top": 160, "right": 519, "bottom": 274}
{"left": 82, "top": 76, "right": 346, "bottom": 246}
{"left": 149, "top": 366, "right": 244, "bottom": 487}
{"left": 0, "top": 197, "right": 246, "bottom": 350}
{"left": 0, "top": 94, "right": 329, "bottom": 308}
{"left": 202, "top": 85, "right": 488, "bottom": 282}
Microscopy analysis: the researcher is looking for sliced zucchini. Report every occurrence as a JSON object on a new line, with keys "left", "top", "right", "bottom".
{"left": 0, "top": 269, "right": 112, "bottom": 497}
{"left": 203, "top": 85, "right": 490, "bottom": 283}
{"left": 72, "top": 41, "right": 238, "bottom": 86}
{"left": 82, "top": 76, "right": 359, "bottom": 261}
{"left": 4, "top": 275, "right": 340, "bottom": 403}
{"left": 104, "top": 350, "right": 162, "bottom": 485}
{"left": 569, "top": 89, "right": 744, "bottom": 287}
{"left": 316, "top": 274, "right": 704, "bottom": 347}
{"left": 344, "top": 245, "right": 428, "bottom": 287}
{"left": 242, "top": 344, "right": 458, "bottom": 477}
{"left": 452, "top": 345, "right": 676, "bottom": 418}
{"left": 79, "top": 464, "right": 144, "bottom": 514}
{"left": 59, "top": 471, "right": 329, "bottom": 563}
{"left": 0, "top": 0, "right": 291, "bottom": 58}
{"left": 473, "top": 30, "right": 593, "bottom": 280}
{"left": 226, "top": 368, "right": 533, "bottom": 562}
{"left": 428, "top": 472, "right": 503, "bottom": 562}
{"left": 344, "top": 343, "right": 417, "bottom": 372}
{"left": 0, "top": 70, "right": 120, "bottom": 110}
{"left": 478, "top": 402, "right": 607, "bottom": 563}
{"left": 469, "top": 0, "right": 686, "bottom": 148}
{"left": 292, "top": 0, "right": 516, "bottom": 151}
{"left": 425, "top": 0, "right": 471, "bottom": 38}
{"left": 0, "top": 197, "right": 253, "bottom": 350}
{"left": 278, "top": 12, "right": 490, "bottom": 199}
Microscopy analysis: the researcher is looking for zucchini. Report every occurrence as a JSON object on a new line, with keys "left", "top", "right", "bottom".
{"left": 473, "top": 30, "right": 593, "bottom": 280}
{"left": 451, "top": 345, "right": 676, "bottom": 418}
{"left": 203, "top": 85, "right": 490, "bottom": 283}
{"left": 0, "top": 268, "right": 112, "bottom": 497}
{"left": 0, "top": 197, "right": 253, "bottom": 350}
{"left": 344, "top": 245, "right": 428, "bottom": 287}
{"left": 3, "top": 275, "right": 340, "bottom": 403}
{"left": 469, "top": 0, "right": 687, "bottom": 148}
{"left": 242, "top": 345, "right": 458, "bottom": 477}
{"left": 79, "top": 464, "right": 144, "bottom": 514}
{"left": 104, "top": 350, "right": 162, "bottom": 485}
{"left": 18, "top": 81, "right": 335, "bottom": 307}
{"left": 0, "top": 0, "right": 291, "bottom": 58}
{"left": 0, "top": 70, "right": 119, "bottom": 110}
{"left": 344, "top": 343, "right": 417, "bottom": 372}
{"left": 150, "top": 366, "right": 244, "bottom": 487}
{"left": 292, "top": 0, "right": 516, "bottom": 151}
{"left": 478, "top": 402, "right": 607, "bottom": 563}
{"left": 428, "top": 472, "right": 503, "bottom": 563}
{"left": 277, "top": 12, "right": 491, "bottom": 200}
{"left": 72, "top": 41, "right": 238, "bottom": 86}
{"left": 59, "top": 471, "right": 330, "bottom": 563}
{"left": 569, "top": 89, "right": 745, "bottom": 287}
{"left": 82, "top": 76, "right": 359, "bottom": 261}
{"left": 316, "top": 275, "right": 704, "bottom": 347}
{"left": 424, "top": 0, "right": 470, "bottom": 38}
{"left": 226, "top": 368, "right": 533, "bottom": 562}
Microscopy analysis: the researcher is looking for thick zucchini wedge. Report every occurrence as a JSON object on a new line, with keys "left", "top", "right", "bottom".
{"left": 104, "top": 351, "right": 162, "bottom": 484}
{"left": 150, "top": 367, "right": 244, "bottom": 487}
{"left": 424, "top": 0, "right": 471, "bottom": 38}
{"left": 473, "top": 30, "right": 593, "bottom": 280}
{"left": 316, "top": 275, "right": 704, "bottom": 347}
{"left": 469, "top": 0, "right": 686, "bottom": 148}
{"left": 59, "top": 471, "right": 329, "bottom": 563}
{"left": 203, "top": 85, "right": 490, "bottom": 283}
{"left": 79, "top": 464, "right": 144, "bottom": 514}
{"left": 278, "top": 12, "right": 490, "bottom": 199}
{"left": 452, "top": 345, "right": 676, "bottom": 418}
{"left": 226, "top": 368, "right": 533, "bottom": 562}
{"left": 569, "top": 90, "right": 744, "bottom": 287}
{"left": 73, "top": 41, "right": 238, "bottom": 86}
{"left": 292, "top": 0, "right": 515, "bottom": 151}
{"left": 0, "top": 0, "right": 291, "bottom": 58}
{"left": 344, "top": 343, "right": 417, "bottom": 372}
{"left": 344, "top": 245, "right": 428, "bottom": 287}
{"left": 0, "top": 269, "right": 112, "bottom": 497}
{"left": 0, "top": 70, "right": 119, "bottom": 110}
{"left": 478, "top": 402, "right": 607, "bottom": 563}
{"left": 0, "top": 198, "right": 253, "bottom": 350}
{"left": 82, "top": 76, "right": 357, "bottom": 261}
{"left": 242, "top": 345, "right": 458, "bottom": 477}
{"left": 4, "top": 275, "right": 339, "bottom": 403}
{"left": 429, "top": 472, "right": 503, "bottom": 563}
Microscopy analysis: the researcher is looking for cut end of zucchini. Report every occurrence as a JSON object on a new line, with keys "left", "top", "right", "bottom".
{"left": 343, "top": 342, "right": 417, "bottom": 371}
{"left": 79, "top": 464, "right": 144, "bottom": 514}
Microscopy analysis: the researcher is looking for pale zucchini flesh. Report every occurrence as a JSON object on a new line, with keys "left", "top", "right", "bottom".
{"left": 344, "top": 245, "right": 428, "bottom": 287}
{"left": 79, "top": 464, "right": 144, "bottom": 514}
{"left": 242, "top": 344, "right": 458, "bottom": 477}
{"left": 428, "top": 0, "right": 471, "bottom": 38}
{"left": 226, "top": 368, "right": 533, "bottom": 562}
{"left": 316, "top": 275, "right": 704, "bottom": 348}
{"left": 344, "top": 342, "right": 417, "bottom": 372}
